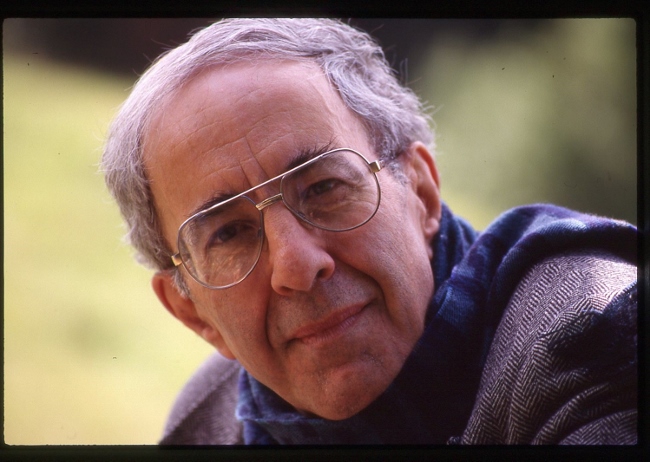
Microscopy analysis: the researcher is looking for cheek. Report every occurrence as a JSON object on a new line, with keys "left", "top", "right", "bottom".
{"left": 364, "top": 186, "right": 434, "bottom": 323}
{"left": 195, "top": 285, "right": 271, "bottom": 354}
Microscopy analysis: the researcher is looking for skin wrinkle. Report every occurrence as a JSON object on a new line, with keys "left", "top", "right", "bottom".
{"left": 150, "top": 72, "right": 277, "bottom": 184}
{"left": 177, "top": 65, "right": 268, "bottom": 144}
{"left": 148, "top": 60, "right": 441, "bottom": 419}
{"left": 199, "top": 100, "right": 306, "bottom": 203}
{"left": 156, "top": 92, "right": 232, "bottom": 157}
{"left": 239, "top": 136, "right": 281, "bottom": 199}
{"left": 230, "top": 66, "right": 346, "bottom": 195}
{"left": 144, "top": 101, "right": 239, "bottom": 233}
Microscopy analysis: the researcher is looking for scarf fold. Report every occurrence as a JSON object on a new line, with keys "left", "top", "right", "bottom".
{"left": 236, "top": 203, "right": 637, "bottom": 444}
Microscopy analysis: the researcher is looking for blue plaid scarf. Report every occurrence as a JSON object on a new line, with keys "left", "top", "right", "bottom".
{"left": 236, "top": 203, "right": 637, "bottom": 444}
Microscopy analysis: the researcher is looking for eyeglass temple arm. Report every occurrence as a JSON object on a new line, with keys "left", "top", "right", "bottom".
{"left": 370, "top": 160, "right": 382, "bottom": 173}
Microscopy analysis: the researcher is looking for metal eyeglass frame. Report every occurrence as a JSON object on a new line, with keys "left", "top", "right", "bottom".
{"left": 170, "top": 147, "right": 383, "bottom": 289}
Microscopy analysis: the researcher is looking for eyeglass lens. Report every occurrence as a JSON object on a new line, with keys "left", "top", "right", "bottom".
{"left": 177, "top": 149, "right": 380, "bottom": 289}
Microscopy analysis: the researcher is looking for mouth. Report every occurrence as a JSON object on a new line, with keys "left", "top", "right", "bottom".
{"left": 291, "top": 303, "right": 367, "bottom": 346}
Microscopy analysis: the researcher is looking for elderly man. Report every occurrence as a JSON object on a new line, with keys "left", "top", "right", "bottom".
{"left": 102, "top": 19, "right": 637, "bottom": 445}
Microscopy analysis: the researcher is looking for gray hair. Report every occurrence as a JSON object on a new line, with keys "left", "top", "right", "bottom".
{"left": 102, "top": 18, "right": 434, "bottom": 286}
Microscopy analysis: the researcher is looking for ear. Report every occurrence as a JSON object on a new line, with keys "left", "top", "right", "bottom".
{"left": 402, "top": 142, "right": 442, "bottom": 259}
{"left": 151, "top": 271, "right": 236, "bottom": 359}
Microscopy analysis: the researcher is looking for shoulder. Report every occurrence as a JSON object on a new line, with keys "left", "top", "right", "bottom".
{"left": 462, "top": 250, "right": 637, "bottom": 444}
{"left": 160, "top": 353, "right": 243, "bottom": 445}
{"left": 493, "top": 251, "right": 636, "bottom": 352}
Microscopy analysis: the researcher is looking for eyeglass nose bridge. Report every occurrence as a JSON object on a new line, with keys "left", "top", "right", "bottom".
{"left": 255, "top": 193, "right": 283, "bottom": 211}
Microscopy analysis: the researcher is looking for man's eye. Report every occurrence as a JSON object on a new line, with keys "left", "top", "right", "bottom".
{"left": 207, "top": 221, "right": 253, "bottom": 247}
{"left": 305, "top": 179, "right": 340, "bottom": 198}
{"left": 215, "top": 224, "right": 239, "bottom": 243}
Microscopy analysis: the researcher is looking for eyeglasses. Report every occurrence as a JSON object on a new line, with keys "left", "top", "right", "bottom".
{"left": 171, "top": 148, "right": 383, "bottom": 289}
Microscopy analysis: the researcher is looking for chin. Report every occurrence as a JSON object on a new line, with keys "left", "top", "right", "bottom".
{"left": 303, "top": 394, "right": 376, "bottom": 421}
{"left": 295, "top": 366, "right": 393, "bottom": 421}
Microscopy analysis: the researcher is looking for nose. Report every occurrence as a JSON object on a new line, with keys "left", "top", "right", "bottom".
{"left": 263, "top": 206, "right": 335, "bottom": 295}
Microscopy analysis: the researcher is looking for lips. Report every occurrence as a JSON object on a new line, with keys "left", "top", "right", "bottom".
{"left": 291, "top": 303, "right": 366, "bottom": 346}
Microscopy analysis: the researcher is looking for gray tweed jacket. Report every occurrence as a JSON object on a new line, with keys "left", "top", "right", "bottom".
{"left": 160, "top": 250, "right": 637, "bottom": 445}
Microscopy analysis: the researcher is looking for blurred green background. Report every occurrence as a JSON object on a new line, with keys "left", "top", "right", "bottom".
{"left": 3, "top": 18, "right": 636, "bottom": 445}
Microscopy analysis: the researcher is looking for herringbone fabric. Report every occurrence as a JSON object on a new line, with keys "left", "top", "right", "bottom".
{"left": 460, "top": 251, "right": 637, "bottom": 444}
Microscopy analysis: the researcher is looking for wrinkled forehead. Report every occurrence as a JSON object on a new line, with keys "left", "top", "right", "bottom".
{"left": 141, "top": 59, "right": 373, "bottom": 243}
{"left": 142, "top": 59, "right": 362, "bottom": 161}
{"left": 145, "top": 59, "right": 334, "bottom": 133}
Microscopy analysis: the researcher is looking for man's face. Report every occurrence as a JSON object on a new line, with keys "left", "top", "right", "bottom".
{"left": 144, "top": 60, "right": 441, "bottom": 420}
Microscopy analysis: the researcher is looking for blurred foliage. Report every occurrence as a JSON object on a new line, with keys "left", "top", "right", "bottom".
{"left": 3, "top": 19, "right": 638, "bottom": 445}
{"left": 3, "top": 18, "right": 216, "bottom": 78}
{"left": 415, "top": 19, "right": 636, "bottom": 229}
{"left": 3, "top": 54, "right": 214, "bottom": 444}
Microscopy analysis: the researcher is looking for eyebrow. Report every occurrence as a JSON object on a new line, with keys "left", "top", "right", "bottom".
{"left": 188, "top": 192, "right": 236, "bottom": 219}
{"left": 285, "top": 141, "right": 335, "bottom": 171}
{"left": 186, "top": 141, "right": 337, "bottom": 220}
